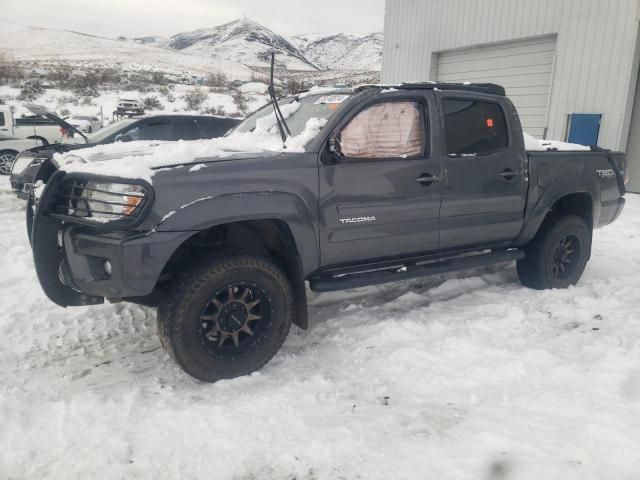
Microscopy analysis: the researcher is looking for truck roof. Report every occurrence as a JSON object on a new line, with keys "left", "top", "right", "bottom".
{"left": 355, "top": 82, "right": 506, "bottom": 96}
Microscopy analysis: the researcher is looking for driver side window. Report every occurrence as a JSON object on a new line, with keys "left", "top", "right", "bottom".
{"left": 340, "top": 101, "right": 426, "bottom": 159}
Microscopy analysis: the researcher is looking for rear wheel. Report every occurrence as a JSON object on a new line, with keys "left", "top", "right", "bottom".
{"left": 517, "top": 215, "right": 591, "bottom": 289}
{"left": 157, "top": 254, "right": 293, "bottom": 382}
{"left": 0, "top": 150, "right": 18, "bottom": 175}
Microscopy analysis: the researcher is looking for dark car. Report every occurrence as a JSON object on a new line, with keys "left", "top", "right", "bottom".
{"left": 28, "top": 83, "right": 627, "bottom": 382}
{"left": 10, "top": 113, "right": 240, "bottom": 199}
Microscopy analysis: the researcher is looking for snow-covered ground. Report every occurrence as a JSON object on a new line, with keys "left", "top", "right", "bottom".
{"left": 0, "top": 175, "right": 639, "bottom": 479}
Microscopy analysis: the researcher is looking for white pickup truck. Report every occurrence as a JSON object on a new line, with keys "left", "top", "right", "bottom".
{"left": 0, "top": 104, "right": 68, "bottom": 144}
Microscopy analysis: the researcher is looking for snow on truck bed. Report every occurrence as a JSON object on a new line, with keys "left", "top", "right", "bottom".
{"left": 524, "top": 132, "right": 591, "bottom": 152}
{"left": 1, "top": 175, "right": 639, "bottom": 479}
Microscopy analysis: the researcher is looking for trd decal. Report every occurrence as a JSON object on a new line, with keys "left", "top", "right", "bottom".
{"left": 596, "top": 169, "right": 615, "bottom": 179}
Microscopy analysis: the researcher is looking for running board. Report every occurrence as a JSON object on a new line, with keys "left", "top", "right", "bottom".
{"left": 309, "top": 249, "right": 524, "bottom": 293}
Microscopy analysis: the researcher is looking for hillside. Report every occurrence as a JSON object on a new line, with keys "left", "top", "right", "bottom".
{"left": 293, "top": 32, "right": 384, "bottom": 71}
{"left": 0, "top": 19, "right": 253, "bottom": 81}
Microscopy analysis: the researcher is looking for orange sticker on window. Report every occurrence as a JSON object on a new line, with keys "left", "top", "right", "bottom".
{"left": 486, "top": 118, "right": 494, "bottom": 128}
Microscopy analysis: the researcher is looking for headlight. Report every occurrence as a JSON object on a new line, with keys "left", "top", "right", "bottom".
{"left": 80, "top": 182, "right": 147, "bottom": 221}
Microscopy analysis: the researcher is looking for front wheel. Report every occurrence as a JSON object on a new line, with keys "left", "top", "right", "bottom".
{"left": 0, "top": 150, "right": 18, "bottom": 175}
{"left": 517, "top": 215, "right": 591, "bottom": 290}
{"left": 157, "top": 254, "right": 294, "bottom": 382}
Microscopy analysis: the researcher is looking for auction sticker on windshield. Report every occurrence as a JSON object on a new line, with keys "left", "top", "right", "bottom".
{"left": 315, "top": 95, "right": 350, "bottom": 105}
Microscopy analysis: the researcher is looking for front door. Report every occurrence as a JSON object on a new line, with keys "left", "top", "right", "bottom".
{"left": 319, "top": 94, "right": 442, "bottom": 268}
{"left": 436, "top": 94, "right": 527, "bottom": 250}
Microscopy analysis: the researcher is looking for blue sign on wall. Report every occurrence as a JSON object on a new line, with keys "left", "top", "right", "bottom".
{"left": 567, "top": 113, "right": 602, "bottom": 146}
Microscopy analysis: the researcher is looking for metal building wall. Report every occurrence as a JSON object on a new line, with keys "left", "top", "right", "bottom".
{"left": 382, "top": 0, "right": 640, "bottom": 151}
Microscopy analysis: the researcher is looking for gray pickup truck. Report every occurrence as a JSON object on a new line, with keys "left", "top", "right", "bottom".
{"left": 29, "top": 83, "right": 627, "bottom": 382}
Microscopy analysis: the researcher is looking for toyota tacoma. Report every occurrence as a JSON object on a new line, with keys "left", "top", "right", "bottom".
{"left": 28, "top": 82, "right": 627, "bottom": 382}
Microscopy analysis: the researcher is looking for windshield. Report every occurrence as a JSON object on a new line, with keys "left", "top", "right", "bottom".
{"left": 87, "top": 119, "right": 136, "bottom": 143}
{"left": 234, "top": 93, "right": 351, "bottom": 137}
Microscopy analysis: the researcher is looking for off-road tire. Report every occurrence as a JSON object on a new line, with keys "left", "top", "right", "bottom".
{"left": 157, "top": 254, "right": 293, "bottom": 382}
{"left": 517, "top": 215, "right": 591, "bottom": 290}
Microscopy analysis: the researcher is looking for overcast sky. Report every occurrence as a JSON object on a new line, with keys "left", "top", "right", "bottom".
{"left": 3, "top": 0, "right": 386, "bottom": 38}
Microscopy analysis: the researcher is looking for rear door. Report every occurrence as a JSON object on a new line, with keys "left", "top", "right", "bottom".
{"left": 436, "top": 92, "right": 527, "bottom": 249}
{"left": 318, "top": 92, "right": 442, "bottom": 268}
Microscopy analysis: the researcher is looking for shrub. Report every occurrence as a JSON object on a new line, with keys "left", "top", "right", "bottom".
{"left": 183, "top": 88, "right": 207, "bottom": 111}
{"left": 143, "top": 95, "right": 164, "bottom": 110}
{"left": 231, "top": 91, "right": 249, "bottom": 117}
{"left": 200, "top": 106, "right": 226, "bottom": 116}
{"left": 151, "top": 72, "right": 165, "bottom": 85}
{"left": 57, "top": 94, "right": 78, "bottom": 107}
{"left": 19, "top": 81, "right": 44, "bottom": 101}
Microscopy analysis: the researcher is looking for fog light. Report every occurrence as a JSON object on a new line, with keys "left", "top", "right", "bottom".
{"left": 104, "top": 260, "right": 112, "bottom": 276}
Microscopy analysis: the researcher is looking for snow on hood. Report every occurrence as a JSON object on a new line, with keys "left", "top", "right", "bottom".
{"left": 54, "top": 117, "right": 327, "bottom": 183}
{"left": 524, "top": 132, "right": 591, "bottom": 152}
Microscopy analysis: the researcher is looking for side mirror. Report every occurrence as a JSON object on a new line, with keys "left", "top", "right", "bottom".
{"left": 115, "top": 134, "right": 131, "bottom": 143}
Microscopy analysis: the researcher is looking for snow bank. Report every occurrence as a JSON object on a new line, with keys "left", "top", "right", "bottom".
{"left": 524, "top": 132, "right": 591, "bottom": 152}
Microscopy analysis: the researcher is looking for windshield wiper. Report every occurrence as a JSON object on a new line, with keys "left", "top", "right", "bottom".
{"left": 268, "top": 51, "right": 291, "bottom": 145}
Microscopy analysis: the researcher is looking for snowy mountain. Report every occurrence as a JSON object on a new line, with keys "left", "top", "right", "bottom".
{"left": 166, "top": 18, "right": 318, "bottom": 71}
{"left": 293, "top": 32, "right": 384, "bottom": 71}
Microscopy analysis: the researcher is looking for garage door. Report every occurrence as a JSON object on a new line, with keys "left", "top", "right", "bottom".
{"left": 625, "top": 72, "right": 640, "bottom": 193}
{"left": 436, "top": 36, "right": 557, "bottom": 138}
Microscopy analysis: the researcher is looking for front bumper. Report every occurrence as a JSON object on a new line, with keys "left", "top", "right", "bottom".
{"left": 34, "top": 218, "right": 192, "bottom": 306}
{"left": 31, "top": 172, "right": 192, "bottom": 307}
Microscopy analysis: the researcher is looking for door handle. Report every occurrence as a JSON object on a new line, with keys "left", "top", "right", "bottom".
{"left": 416, "top": 173, "right": 440, "bottom": 186}
{"left": 500, "top": 169, "right": 519, "bottom": 180}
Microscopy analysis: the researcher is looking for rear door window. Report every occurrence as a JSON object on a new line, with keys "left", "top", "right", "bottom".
{"left": 443, "top": 99, "right": 508, "bottom": 155}
{"left": 0, "top": 112, "right": 5, "bottom": 127}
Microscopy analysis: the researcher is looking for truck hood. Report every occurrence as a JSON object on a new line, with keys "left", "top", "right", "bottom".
{"left": 53, "top": 119, "right": 327, "bottom": 183}
{"left": 25, "top": 103, "right": 89, "bottom": 144}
